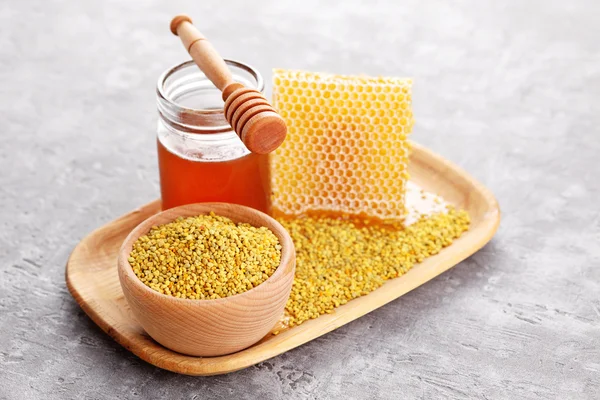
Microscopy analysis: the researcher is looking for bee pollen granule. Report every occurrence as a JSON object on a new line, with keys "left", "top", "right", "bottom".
{"left": 280, "top": 207, "right": 470, "bottom": 326}
{"left": 128, "top": 212, "right": 282, "bottom": 299}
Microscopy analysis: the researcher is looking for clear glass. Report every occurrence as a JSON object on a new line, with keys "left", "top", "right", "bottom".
{"left": 156, "top": 60, "right": 271, "bottom": 212}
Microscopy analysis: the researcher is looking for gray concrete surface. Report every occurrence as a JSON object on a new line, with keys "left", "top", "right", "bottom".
{"left": 1, "top": 0, "right": 599, "bottom": 399}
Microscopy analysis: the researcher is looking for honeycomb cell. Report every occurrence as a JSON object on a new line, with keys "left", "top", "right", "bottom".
{"left": 271, "top": 69, "right": 414, "bottom": 220}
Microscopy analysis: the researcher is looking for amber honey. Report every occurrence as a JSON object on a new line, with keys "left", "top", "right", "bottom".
{"left": 157, "top": 139, "right": 271, "bottom": 212}
{"left": 156, "top": 60, "right": 271, "bottom": 213}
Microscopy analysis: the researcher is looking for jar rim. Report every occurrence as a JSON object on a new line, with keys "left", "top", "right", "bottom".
{"left": 156, "top": 59, "right": 264, "bottom": 115}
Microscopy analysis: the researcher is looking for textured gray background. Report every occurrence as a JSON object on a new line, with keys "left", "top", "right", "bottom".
{"left": 1, "top": 0, "right": 599, "bottom": 399}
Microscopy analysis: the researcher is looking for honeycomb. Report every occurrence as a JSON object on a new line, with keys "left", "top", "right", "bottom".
{"left": 271, "top": 69, "right": 414, "bottom": 221}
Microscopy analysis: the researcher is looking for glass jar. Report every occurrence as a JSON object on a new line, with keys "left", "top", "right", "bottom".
{"left": 156, "top": 60, "right": 271, "bottom": 213}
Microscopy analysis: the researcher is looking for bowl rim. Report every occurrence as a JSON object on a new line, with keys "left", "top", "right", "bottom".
{"left": 117, "top": 202, "right": 295, "bottom": 306}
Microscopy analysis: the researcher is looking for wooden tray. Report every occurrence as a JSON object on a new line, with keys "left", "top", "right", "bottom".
{"left": 66, "top": 142, "right": 500, "bottom": 376}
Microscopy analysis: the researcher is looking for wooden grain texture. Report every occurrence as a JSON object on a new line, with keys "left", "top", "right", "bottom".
{"left": 170, "top": 15, "right": 287, "bottom": 154}
{"left": 117, "top": 203, "right": 296, "bottom": 357}
{"left": 65, "top": 142, "right": 500, "bottom": 376}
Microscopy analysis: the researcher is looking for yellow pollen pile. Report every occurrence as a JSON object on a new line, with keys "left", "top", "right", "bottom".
{"left": 279, "top": 208, "right": 470, "bottom": 327}
{"left": 271, "top": 69, "right": 414, "bottom": 221}
{"left": 128, "top": 213, "right": 282, "bottom": 299}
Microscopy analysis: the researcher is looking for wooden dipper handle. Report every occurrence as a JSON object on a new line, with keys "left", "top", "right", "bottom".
{"left": 170, "top": 15, "right": 287, "bottom": 154}
{"left": 170, "top": 15, "right": 239, "bottom": 97}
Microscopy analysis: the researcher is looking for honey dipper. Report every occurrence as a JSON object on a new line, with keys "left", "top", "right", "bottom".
{"left": 170, "top": 15, "right": 287, "bottom": 154}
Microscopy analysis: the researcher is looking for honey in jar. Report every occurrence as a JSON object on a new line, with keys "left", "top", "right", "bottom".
{"left": 156, "top": 60, "right": 271, "bottom": 213}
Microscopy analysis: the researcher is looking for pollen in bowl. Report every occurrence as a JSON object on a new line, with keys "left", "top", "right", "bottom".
{"left": 157, "top": 139, "right": 272, "bottom": 213}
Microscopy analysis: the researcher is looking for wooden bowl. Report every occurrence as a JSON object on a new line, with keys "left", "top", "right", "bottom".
{"left": 117, "top": 203, "right": 296, "bottom": 357}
